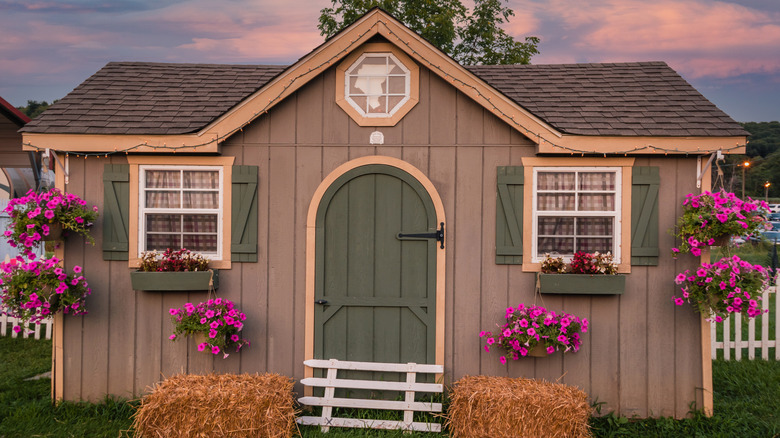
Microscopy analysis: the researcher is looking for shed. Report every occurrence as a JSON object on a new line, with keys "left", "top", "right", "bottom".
{"left": 21, "top": 9, "right": 748, "bottom": 419}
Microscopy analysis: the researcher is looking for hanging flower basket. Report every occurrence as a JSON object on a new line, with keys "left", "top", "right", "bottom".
{"left": 0, "top": 256, "right": 91, "bottom": 334}
{"left": 480, "top": 304, "right": 588, "bottom": 363}
{"left": 2, "top": 188, "right": 98, "bottom": 258}
{"left": 169, "top": 298, "right": 250, "bottom": 358}
{"left": 671, "top": 191, "right": 769, "bottom": 256}
{"left": 673, "top": 255, "right": 769, "bottom": 321}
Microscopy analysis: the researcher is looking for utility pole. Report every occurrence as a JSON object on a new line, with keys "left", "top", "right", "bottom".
{"left": 742, "top": 161, "right": 750, "bottom": 198}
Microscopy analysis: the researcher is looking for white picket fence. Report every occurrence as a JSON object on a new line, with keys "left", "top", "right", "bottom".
{"left": 711, "top": 285, "right": 779, "bottom": 360}
{"left": 298, "top": 359, "right": 444, "bottom": 433}
{"left": 0, "top": 312, "right": 53, "bottom": 340}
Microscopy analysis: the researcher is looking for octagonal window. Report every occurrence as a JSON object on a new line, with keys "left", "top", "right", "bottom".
{"left": 345, "top": 53, "right": 410, "bottom": 118}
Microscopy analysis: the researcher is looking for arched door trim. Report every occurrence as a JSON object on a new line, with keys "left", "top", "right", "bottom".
{"left": 304, "top": 156, "right": 446, "bottom": 379}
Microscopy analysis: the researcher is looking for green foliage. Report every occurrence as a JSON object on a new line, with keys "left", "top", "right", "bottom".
{"left": 15, "top": 100, "right": 54, "bottom": 120}
{"left": 743, "top": 121, "right": 780, "bottom": 158}
{"left": 0, "top": 337, "right": 137, "bottom": 437}
{"left": 453, "top": 0, "right": 539, "bottom": 65}
{"left": 318, "top": 0, "right": 539, "bottom": 65}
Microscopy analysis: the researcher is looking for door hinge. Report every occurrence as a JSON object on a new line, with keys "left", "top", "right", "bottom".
{"left": 397, "top": 222, "right": 445, "bottom": 249}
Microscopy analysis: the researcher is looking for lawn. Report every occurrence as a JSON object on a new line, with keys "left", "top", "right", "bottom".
{"left": 0, "top": 336, "right": 778, "bottom": 437}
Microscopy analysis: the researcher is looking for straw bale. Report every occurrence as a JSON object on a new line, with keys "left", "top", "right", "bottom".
{"left": 446, "top": 375, "right": 591, "bottom": 438}
{"left": 132, "top": 373, "right": 297, "bottom": 438}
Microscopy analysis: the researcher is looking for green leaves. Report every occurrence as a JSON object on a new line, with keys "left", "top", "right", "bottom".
{"left": 318, "top": 0, "right": 539, "bottom": 65}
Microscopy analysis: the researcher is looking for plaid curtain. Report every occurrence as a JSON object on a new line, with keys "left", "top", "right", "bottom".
{"left": 144, "top": 170, "right": 220, "bottom": 252}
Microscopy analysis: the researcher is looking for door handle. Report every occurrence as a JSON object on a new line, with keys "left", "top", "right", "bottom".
{"left": 315, "top": 300, "right": 328, "bottom": 305}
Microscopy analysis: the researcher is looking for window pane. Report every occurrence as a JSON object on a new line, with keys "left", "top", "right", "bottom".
{"left": 579, "top": 194, "right": 615, "bottom": 211}
{"left": 146, "top": 233, "right": 181, "bottom": 250}
{"left": 538, "top": 172, "right": 575, "bottom": 190}
{"left": 367, "top": 95, "right": 387, "bottom": 113}
{"left": 577, "top": 217, "right": 613, "bottom": 236}
{"left": 146, "top": 171, "right": 180, "bottom": 188}
{"left": 538, "top": 237, "right": 574, "bottom": 255}
{"left": 183, "top": 171, "right": 219, "bottom": 189}
{"left": 146, "top": 192, "right": 180, "bottom": 208}
{"left": 146, "top": 214, "right": 181, "bottom": 233}
{"left": 538, "top": 217, "right": 574, "bottom": 234}
{"left": 387, "top": 95, "right": 404, "bottom": 112}
{"left": 387, "top": 76, "right": 405, "bottom": 94}
{"left": 538, "top": 194, "right": 575, "bottom": 211}
{"left": 579, "top": 172, "right": 615, "bottom": 191}
{"left": 183, "top": 192, "right": 219, "bottom": 209}
{"left": 388, "top": 58, "right": 403, "bottom": 74}
{"left": 350, "top": 95, "right": 368, "bottom": 112}
{"left": 184, "top": 235, "right": 218, "bottom": 253}
{"left": 183, "top": 214, "right": 218, "bottom": 233}
{"left": 577, "top": 238, "right": 613, "bottom": 253}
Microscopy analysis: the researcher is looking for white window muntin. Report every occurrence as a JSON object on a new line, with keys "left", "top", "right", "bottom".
{"left": 344, "top": 52, "right": 411, "bottom": 118}
{"left": 138, "top": 165, "right": 224, "bottom": 260}
{"left": 531, "top": 167, "right": 622, "bottom": 262}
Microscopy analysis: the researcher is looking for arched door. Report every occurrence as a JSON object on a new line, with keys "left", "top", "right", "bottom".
{"left": 313, "top": 164, "right": 440, "bottom": 365}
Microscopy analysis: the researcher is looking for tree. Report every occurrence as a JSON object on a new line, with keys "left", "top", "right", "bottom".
{"left": 454, "top": 0, "right": 539, "bottom": 65}
{"left": 16, "top": 100, "right": 54, "bottom": 119}
{"left": 318, "top": 0, "right": 539, "bottom": 65}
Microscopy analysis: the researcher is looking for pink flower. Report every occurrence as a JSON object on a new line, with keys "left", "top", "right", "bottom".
{"left": 674, "top": 297, "right": 685, "bottom": 306}
{"left": 499, "top": 356, "right": 506, "bottom": 364}
{"left": 231, "top": 334, "right": 239, "bottom": 342}
{"left": 546, "top": 346, "right": 556, "bottom": 354}
{"left": 169, "top": 335, "right": 176, "bottom": 340}
{"left": 197, "top": 343, "right": 207, "bottom": 352}
{"left": 169, "top": 308, "right": 179, "bottom": 316}
{"left": 211, "top": 345, "right": 220, "bottom": 355}
{"left": 73, "top": 265, "right": 82, "bottom": 273}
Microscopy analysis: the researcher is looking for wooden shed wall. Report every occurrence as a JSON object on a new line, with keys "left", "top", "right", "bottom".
{"left": 0, "top": 115, "right": 30, "bottom": 168}
{"left": 59, "top": 63, "right": 703, "bottom": 418}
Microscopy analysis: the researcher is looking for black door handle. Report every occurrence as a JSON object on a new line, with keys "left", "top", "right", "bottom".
{"left": 315, "top": 300, "right": 328, "bottom": 305}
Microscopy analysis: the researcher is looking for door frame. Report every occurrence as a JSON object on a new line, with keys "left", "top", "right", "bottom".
{"left": 304, "top": 156, "right": 446, "bottom": 380}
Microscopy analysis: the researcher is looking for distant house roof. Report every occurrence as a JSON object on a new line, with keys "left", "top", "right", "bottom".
{"left": 0, "top": 96, "right": 31, "bottom": 126}
{"left": 22, "top": 59, "right": 747, "bottom": 138}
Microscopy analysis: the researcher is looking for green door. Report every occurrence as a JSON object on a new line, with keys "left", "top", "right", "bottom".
{"left": 314, "top": 164, "right": 439, "bottom": 366}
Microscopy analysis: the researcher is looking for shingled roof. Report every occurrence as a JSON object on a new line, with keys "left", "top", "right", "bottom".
{"left": 22, "top": 62, "right": 286, "bottom": 135}
{"left": 466, "top": 62, "right": 747, "bottom": 136}
{"left": 22, "top": 60, "right": 747, "bottom": 137}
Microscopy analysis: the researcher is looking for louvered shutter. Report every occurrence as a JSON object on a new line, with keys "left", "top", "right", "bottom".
{"left": 103, "top": 164, "right": 130, "bottom": 261}
{"left": 231, "top": 165, "right": 258, "bottom": 262}
{"left": 496, "top": 166, "right": 524, "bottom": 264}
{"left": 631, "top": 166, "right": 660, "bottom": 266}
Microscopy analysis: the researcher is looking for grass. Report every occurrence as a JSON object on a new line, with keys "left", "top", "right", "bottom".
{"left": 0, "top": 336, "right": 136, "bottom": 438}
{"left": 1, "top": 336, "right": 778, "bottom": 437}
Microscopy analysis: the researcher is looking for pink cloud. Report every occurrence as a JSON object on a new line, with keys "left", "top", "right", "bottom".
{"left": 507, "top": 0, "right": 780, "bottom": 79}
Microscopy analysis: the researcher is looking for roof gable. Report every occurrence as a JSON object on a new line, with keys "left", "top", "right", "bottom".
{"left": 21, "top": 8, "right": 747, "bottom": 155}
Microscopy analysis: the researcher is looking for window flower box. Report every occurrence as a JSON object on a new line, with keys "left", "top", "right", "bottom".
{"left": 130, "top": 270, "right": 219, "bottom": 291}
{"left": 539, "top": 273, "right": 625, "bottom": 295}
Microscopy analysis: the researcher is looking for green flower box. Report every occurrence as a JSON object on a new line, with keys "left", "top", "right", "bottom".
{"left": 539, "top": 273, "right": 625, "bottom": 295}
{"left": 130, "top": 270, "right": 219, "bottom": 291}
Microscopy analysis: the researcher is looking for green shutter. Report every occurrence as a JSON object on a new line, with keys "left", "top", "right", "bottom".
{"left": 631, "top": 166, "right": 660, "bottom": 266}
{"left": 231, "top": 165, "right": 258, "bottom": 262}
{"left": 496, "top": 166, "right": 524, "bottom": 265}
{"left": 103, "top": 164, "right": 130, "bottom": 261}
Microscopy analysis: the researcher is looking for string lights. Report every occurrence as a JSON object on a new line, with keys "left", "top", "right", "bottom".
{"left": 22, "top": 19, "right": 747, "bottom": 159}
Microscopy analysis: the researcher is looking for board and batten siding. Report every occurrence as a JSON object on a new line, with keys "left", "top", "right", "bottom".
{"left": 57, "top": 63, "right": 702, "bottom": 418}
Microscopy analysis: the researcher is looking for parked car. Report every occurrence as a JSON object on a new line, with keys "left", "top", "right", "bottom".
{"left": 768, "top": 212, "right": 780, "bottom": 222}
{"left": 760, "top": 230, "right": 780, "bottom": 244}
{"left": 768, "top": 204, "right": 780, "bottom": 213}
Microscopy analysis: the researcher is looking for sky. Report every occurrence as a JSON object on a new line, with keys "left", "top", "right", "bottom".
{"left": 1, "top": 0, "right": 778, "bottom": 122}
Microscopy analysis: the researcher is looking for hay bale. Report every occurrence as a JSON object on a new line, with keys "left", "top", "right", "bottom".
{"left": 133, "top": 373, "right": 297, "bottom": 438}
{"left": 446, "top": 375, "right": 591, "bottom": 438}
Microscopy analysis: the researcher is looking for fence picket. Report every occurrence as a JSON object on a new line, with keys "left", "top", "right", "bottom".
{"left": 0, "top": 312, "right": 54, "bottom": 340}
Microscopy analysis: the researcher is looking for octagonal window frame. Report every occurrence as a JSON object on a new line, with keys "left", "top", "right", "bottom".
{"left": 336, "top": 43, "right": 419, "bottom": 127}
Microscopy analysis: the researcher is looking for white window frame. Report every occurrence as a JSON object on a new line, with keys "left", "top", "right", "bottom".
{"left": 344, "top": 52, "right": 411, "bottom": 118}
{"left": 138, "top": 165, "right": 224, "bottom": 260}
{"left": 531, "top": 167, "right": 622, "bottom": 262}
